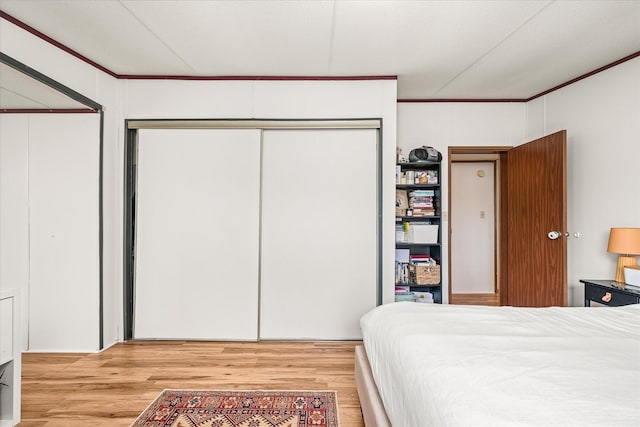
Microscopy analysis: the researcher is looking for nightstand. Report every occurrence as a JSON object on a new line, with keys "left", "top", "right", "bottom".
{"left": 580, "top": 279, "right": 640, "bottom": 307}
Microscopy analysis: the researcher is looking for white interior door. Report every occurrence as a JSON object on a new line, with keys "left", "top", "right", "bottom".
{"left": 134, "top": 129, "right": 261, "bottom": 340}
{"left": 260, "top": 129, "right": 378, "bottom": 340}
{"left": 451, "top": 162, "right": 496, "bottom": 294}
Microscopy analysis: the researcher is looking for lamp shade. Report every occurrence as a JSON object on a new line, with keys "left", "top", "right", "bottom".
{"left": 607, "top": 228, "right": 640, "bottom": 255}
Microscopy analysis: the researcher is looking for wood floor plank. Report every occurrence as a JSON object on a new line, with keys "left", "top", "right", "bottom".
{"left": 450, "top": 292, "right": 499, "bottom": 306}
{"left": 20, "top": 341, "right": 365, "bottom": 426}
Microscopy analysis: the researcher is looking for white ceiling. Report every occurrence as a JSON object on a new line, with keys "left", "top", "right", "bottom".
{"left": 0, "top": 0, "right": 639, "bottom": 107}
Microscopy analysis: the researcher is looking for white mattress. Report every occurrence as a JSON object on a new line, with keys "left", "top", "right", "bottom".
{"left": 361, "top": 302, "right": 640, "bottom": 427}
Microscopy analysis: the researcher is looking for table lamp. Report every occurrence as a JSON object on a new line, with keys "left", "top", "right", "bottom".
{"left": 607, "top": 227, "right": 640, "bottom": 283}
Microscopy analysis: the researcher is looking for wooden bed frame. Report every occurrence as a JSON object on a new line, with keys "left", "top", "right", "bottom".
{"left": 354, "top": 345, "right": 392, "bottom": 427}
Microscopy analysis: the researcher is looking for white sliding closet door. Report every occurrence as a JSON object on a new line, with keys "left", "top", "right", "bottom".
{"left": 134, "top": 129, "right": 261, "bottom": 340}
{"left": 260, "top": 129, "right": 378, "bottom": 339}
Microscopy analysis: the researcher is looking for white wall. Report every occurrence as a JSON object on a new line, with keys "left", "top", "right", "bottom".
{"left": 1, "top": 114, "right": 100, "bottom": 351}
{"left": 398, "top": 102, "right": 526, "bottom": 302}
{"left": 0, "top": 115, "right": 29, "bottom": 349}
{"left": 526, "top": 57, "right": 640, "bottom": 306}
{"left": 27, "top": 114, "right": 100, "bottom": 351}
{"left": 450, "top": 162, "right": 496, "bottom": 294}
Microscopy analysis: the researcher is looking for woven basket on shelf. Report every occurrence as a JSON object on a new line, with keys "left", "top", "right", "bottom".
{"left": 414, "top": 264, "right": 440, "bottom": 285}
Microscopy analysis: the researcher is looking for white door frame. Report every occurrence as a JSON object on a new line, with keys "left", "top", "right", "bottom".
{"left": 447, "top": 146, "right": 511, "bottom": 305}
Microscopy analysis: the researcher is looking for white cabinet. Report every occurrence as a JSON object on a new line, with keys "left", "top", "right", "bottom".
{"left": 0, "top": 289, "right": 21, "bottom": 427}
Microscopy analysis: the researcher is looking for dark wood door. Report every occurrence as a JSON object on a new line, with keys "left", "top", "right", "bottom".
{"left": 504, "top": 130, "right": 567, "bottom": 307}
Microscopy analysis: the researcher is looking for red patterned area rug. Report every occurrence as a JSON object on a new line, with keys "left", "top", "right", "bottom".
{"left": 131, "top": 389, "right": 339, "bottom": 427}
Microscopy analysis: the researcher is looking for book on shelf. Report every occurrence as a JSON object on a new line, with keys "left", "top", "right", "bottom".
{"left": 410, "top": 198, "right": 435, "bottom": 204}
{"left": 409, "top": 189, "right": 435, "bottom": 197}
{"left": 408, "top": 190, "right": 436, "bottom": 215}
{"left": 411, "top": 208, "right": 436, "bottom": 217}
{"left": 410, "top": 202, "right": 434, "bottom": 208}
{"left": 395, "top": 261, "right": 411, "bottom": 285}
{"left": 410, "top": 254, "right": 431, "bottom": 263}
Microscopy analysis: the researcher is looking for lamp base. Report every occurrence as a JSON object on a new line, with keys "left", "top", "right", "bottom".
{"left": 615, "top": 255, "right": 638, "bottom": 283}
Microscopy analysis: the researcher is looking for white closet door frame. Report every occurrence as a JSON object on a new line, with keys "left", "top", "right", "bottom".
{"left": 124, "top": 119, "right": 382, "bottom": 341}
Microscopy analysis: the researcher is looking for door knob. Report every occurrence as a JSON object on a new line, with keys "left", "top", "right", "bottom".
{"left": 548, "top": 231, "right": 561, "bottom": 240}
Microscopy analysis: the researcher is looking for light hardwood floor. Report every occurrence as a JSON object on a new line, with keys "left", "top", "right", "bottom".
{"left": 19, "top": 341, "right": 365, "bottom": 427}
{"left": 449, "top": 292, "right": 499, "bottom": 306}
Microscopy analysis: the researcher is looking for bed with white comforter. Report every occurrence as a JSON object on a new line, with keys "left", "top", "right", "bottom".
{"left": 360, "top": 302, "right": 640, "bottom": 427}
